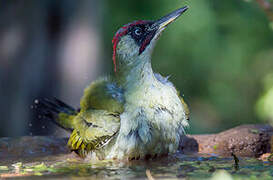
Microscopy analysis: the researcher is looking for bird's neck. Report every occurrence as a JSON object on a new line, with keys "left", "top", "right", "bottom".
{"left": 115, "top": 55, "right": 156, "bottom": 91}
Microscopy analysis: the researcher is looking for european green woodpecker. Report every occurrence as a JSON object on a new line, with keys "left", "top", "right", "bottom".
{"left": 37, "top": 6, "right": 190, "bottom": 160}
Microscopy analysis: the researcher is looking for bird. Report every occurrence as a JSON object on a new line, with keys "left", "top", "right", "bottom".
{"left": 36, "top": 6, "right": 190, "bottom": 161}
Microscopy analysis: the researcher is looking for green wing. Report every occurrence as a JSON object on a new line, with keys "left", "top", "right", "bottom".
{"left": 68, "top": 77, "right": 124, "bottom": 157}
{"left": 80, "top": 77, "right": 124, "bottom": 113}
{"left": 68, "top": 110, "right": 120, "bottom": 157}
{"left": 36, "top": 77, "right": 124, "bottom": 158}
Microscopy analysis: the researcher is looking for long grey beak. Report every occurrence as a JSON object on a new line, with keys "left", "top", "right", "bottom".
{"left": 152, "top": 6, "right": 188, "bottom": 31}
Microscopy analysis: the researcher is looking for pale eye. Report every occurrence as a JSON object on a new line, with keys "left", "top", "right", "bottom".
{"left": 134, "top": 28, "right": 142, "bottom": 36}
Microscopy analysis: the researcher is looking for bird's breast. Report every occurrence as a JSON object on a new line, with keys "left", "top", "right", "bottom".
{"left": 106, "top": 82, "right": 186, "bottom": 159}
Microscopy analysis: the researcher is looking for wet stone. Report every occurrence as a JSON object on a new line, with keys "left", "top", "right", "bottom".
{"left": 180, "top": 124, "right": 273, "bottom": 157}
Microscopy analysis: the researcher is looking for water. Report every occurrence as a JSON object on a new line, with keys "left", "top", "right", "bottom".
{"left": 0, "top": 152, "right": 272, "bottom": 179}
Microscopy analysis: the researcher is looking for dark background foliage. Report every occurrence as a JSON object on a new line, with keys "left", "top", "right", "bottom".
{"left": 0, "top": 0, "right": 273, "bottom": 137}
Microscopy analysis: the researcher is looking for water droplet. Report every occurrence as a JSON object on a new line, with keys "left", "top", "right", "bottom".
{"left": 34, "top": 99, "right": 39, "bottom": 104}
{"left": 30, "top": 105, "right": 34, "bottom": 109}
{"left": 29, "top": 123, "right": 32, "bottom": 127}
{"left": 42, "top": 126, "right": 45, "bottom": 129}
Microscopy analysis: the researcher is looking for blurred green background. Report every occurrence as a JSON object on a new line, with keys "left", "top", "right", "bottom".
{"left": 0, "top": 0, "right": 273, "bottom": 137}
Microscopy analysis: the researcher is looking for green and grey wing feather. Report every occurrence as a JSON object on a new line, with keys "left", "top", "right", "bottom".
{"left": 80, "top": 77, "right": 124, "bottom": 113}
{"left": 68, "top": 77, "right": 124, "bottom": 157}
{"left": 68, "top": 110, "right": 120, "bottom": 157}
{"left": 36, "top": 78, "right": 123, "bottom": 158}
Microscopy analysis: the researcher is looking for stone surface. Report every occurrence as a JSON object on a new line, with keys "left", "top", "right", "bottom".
{"left": 182, "top": 124, "right": 273, "bottom": 157}
{"left": 0, "top": 136, "right": 71, "bottom": 164}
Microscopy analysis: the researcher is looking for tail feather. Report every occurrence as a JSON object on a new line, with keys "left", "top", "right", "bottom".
{"left": 34, "top": 98, "right": 77, "bottom": 131}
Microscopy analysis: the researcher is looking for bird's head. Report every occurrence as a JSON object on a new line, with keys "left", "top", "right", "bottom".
{"left": 112, "top": 6, "right": 188, "bottom": 72}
